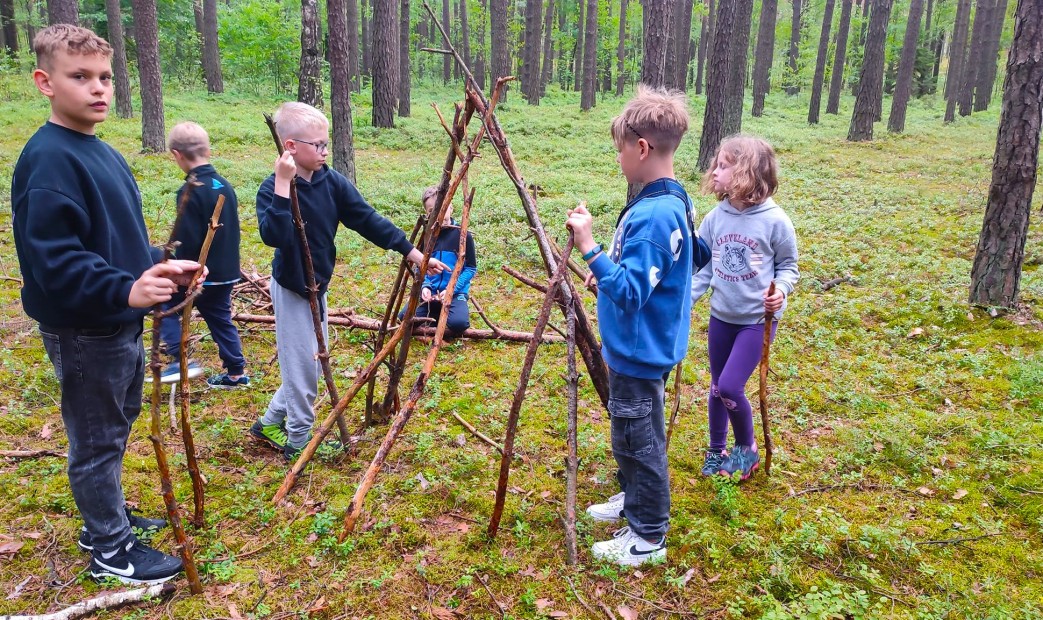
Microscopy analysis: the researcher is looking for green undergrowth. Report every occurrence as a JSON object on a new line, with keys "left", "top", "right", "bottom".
{"left": 0, "top": 76, "right": 1041, "bottom": 619}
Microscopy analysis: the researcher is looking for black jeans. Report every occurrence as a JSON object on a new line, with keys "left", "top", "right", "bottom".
{"left": 40, "top": 321, "right": 144, "bottom": 552}
{"left": 609, "top": 368, "right": 670, "bottom": 539}
{"left": 401, "top": 294, "right": 471, "bottom": 336}
{"left": 159, "top": 283, "right": 245, "bottom": 375}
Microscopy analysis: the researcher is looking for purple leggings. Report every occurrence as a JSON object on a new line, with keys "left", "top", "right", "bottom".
{"left": 707, "top": 316, "right": 777, "bottom": 452}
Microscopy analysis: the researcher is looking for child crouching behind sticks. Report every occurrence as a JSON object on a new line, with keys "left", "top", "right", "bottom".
{"left": 692, "top": 135, "right": 799, "bottom": 480}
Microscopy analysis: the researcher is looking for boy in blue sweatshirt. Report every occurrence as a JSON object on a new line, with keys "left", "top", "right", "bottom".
{"left": 566, "top": 85, "right": 693, "bottom": 567}
{"left": 154, "top": 122, "right": 248, "bottom": 388}
{"left": 252, "top": 102, "right": 445, "bottom": 461}
{"left": 11, "top": 25, "right": 196, "bottom": 584}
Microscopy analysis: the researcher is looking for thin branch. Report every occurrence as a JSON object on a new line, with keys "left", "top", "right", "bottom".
{"left": 450, "top": 411, "right": 504, "bottom": 454}
{"left": 915, "top": 532, "right": 1002, "bottom": 546}
{"left": 0, "top": 582, "right": 175, "bottom": 620}
{"left": 0, "top": 449, "right": 66, "bottom": 459}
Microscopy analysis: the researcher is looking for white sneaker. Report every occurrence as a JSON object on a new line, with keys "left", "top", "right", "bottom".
{"left": 585, "top": 491, "right": 625, "bottom": 523}
{"left": 590, "top": 526, "right": 666, "bottom": 567}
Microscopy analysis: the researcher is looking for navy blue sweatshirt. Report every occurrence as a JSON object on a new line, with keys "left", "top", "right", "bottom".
{"left": 11, "top": 123, "right": 154, "bottom": 328}
{"left": 422, "top": 223, "right": 477, "bottom": 297}
{"left": 171, "top": 164, "right": 241, "bottom": 284}
{"left": 256, "top": 165, "right": 414, "bottom": 297}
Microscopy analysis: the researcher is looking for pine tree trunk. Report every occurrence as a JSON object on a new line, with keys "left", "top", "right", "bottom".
{"left": 573, "top": 0, "right": 585, "bottom": 91}
{"left": 723, "top": 0, "right": 754, "bottom": 134}
{"left": 846, "top": 0, "right": 892, "bottom": 140}
{"left": 346, "top": 0, "right": 360, "bottom": 91}
{"left": 441, "top": 0, "right": 451, "bottom": 82}
{"left": 491, "top": 0, "right": 509, "bottom": 87}
{"left": 808, "top": 0, "right": 836, "bottom": 123}
{"left": 887, "top": 0, "right": 924, "bottom": 131}
{"left": 664, "top": 0, "right": 679, "bottom": 89}
{"left": 969, "top": 0, "right": 1042, "bottom": 309}
{"left": 47, "top": 0, "right": 77, "bottom": 24}
{"left": 600, "top": 0, "right": 613, "bottom": 92}
{"left": 642, "top": 0, "right": 670, "bottom": 87}
{"left": 974, "top": 0, "right": 1009, "bottom": 110}
{"left": 1, "top": 0, "right": 17, "bottom": 54}
{"left": 372, "top": 0, "right": 397, "bottom": 127}
{"left": 826, "top": 0, "right": 852, "bottom": 112}
{"left": 460, "top": 0, "right": 471, "bottom": 68}
{"left": 328, "top": 0, "right": 357, "bottom": 180}
{"left": 522, "top": 0, "right": 543, "bottom": 102}
{"left": 959, "top": 0, "right": 991, "bottom": 115}
{"left": 201, "top": 0, "right": 223, "bottom": 93}
{"left": 944, "top": 0, "right": 972, "bottom": 120}
{"left": 398, "top": 0, "right": 411, "bottom": 117}
{"left": 298, "top": 0, "right": 323, "bottom": 107}
{"left": 849, "top": 0, "right": 870, "bottom": 94}
{"left": 704, "top": 0, "right": 718, "bottom": 91}
{"left": 104, "top": 0, "right": 132, "bottom": 118}
{"left": 580, "top": 0, "right": 598, "bottom": 109}
{"left": 751, "top": 0, "right": 778, "bottom": 116}
{"left": 616, "top": 0, "right": 629, "bottom": 94}
{"left": 698, "top": 0, "right": 737, "bottom": 169}
{"left": 361, "top": 0, "right": 371, "bottom": 77}
{"left": 132, "top": 0, "right": 164, "bottom": 151}
{"left": 785, "top": 0, "right": 802, "bottom": 94}
{"left": 540, "top": 0, "right": 555, "bottom": 95}
{"left": 674, "top": 0, "right": 696, "bottom": 90}
{"left": 475, "top": 0, "right": 487, "bottom": 89}
{"left": 695, "top": 6, "right": 709, "bottom": 93}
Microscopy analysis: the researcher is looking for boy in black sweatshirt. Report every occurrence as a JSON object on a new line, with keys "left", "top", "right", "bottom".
{"left": 252, "top": 102, "right": 445, "bottom": 461}
{"left": 10, "top": 25, "right": 195, "bottom": 584}
{"left": 155, "top": 122, "right": 249, "bottom": 388}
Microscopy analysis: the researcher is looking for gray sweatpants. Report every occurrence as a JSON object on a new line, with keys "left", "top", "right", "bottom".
{"left": 260, "top": 278, "right": 329, "bottom": 448}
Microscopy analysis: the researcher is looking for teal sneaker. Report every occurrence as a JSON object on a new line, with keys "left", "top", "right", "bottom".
{"left": 720, "top": 445, "right": 760, "bottom": 480}
{"left": 250, "top": 420, "right": 288, "bottom": 452}
{"left": 701, "top": 449, "right": 728, "bottom": 476}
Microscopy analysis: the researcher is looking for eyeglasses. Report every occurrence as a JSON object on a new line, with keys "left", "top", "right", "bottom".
{"left": 624, "top": 120, "right": 654, "bottom": 150}
{"left": 294, "top": 138, "right": 329, "bottom": 153}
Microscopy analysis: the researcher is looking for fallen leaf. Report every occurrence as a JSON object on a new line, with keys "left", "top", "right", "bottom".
{"left": 0, "top": 541, "right": 24, "bottom": 557}
{"left": 6, "top": 576, "right": 31, "bottom": 600}
{"left": 917, "top": 486, "right": 935, "bottom": 497}
{"left": 214, "top": 583, "right": 240, "bottom": 597}
{"left": 23, "top": 532, "right": 42, "bottom": 540}
{"left": 305, "top": 555, "right": 320, "bottom": 568}
{"left": 617, "top": 605, "right": 639, "bottom": 620}
{"left": 40, "top": 423, "right": 52, "bottom": 440}
{"left": 907, "top": 327, "right": 924, "bottom": 338}
{"left": 535, "top": 598, "right": 554, "bottom": 611}
{"left": 952, "top": 489, "right": 968, "bottom": 500}
{"left": 306, "top": 596, "right": 328, "bottom": 613}
{"left": 706, "top": 573, "right": 721, "bottom": 584}
{"left": 416, "top": 473, "right": 430, "bottom": 491}
{"left": 873, "top": 442, "right": 884, "bottom": 452}
{"left": 228, "top": 603, "right": 244, "bottom": 620}
{"left": 547, "top": 612, "right": 569, "bottom": 618}
{"left": 632, "top": 570, "right": 644, "bottom": 579}
{"left": 540, "top": 490, "right": 553, "bottom": 499}
{"left": 680, "top": 567, "right": 697, "bottom": 587}
{"left": 454, "top": 433, "right": 466, "bottom": 447}
{"left": 431, "top": 606, "right": 457, "bottom": 620}
{"left": 931, "top": 467, "right": 943, "bottom": 476}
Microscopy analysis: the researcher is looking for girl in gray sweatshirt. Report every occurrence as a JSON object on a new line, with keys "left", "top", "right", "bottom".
{"left": 690, "top": 135, "right": 799, "bottom": 480}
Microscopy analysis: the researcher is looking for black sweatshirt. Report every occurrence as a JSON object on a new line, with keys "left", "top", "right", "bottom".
{"left": 256, "top": 164, "right": 413, "bottom": 297}
{"left": 171, "top": 164, "right": 241, "bottom": 284}
{"left": 11, "top": 123, "right": 154, "bottom": 328}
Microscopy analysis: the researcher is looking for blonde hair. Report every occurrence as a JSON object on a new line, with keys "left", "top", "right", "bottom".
{"left": 34, "top": 24, "right": 112, "bottom": 70}
{"left": 610, "top": 85, "right": 690, "bottom": 154}
{"left": 272, "top": 101, "right": 329, "bottom": 141}
{"left": 701, "top": 134, "right": 779, "bottom": 208}
{"left": 421, "top": 185, "right": 440, "bottom": 205}
{"left": 167, "top": 122, "right": 210, "bottom": 160}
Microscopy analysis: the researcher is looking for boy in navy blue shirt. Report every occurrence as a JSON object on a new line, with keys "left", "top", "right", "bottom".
{"left": 154, "top": 122, "right": 249, "bottom": 388}
{"left": 10, "top": 25, "right": 196, "bottom": 584}
{"left": 251, "top": 102, "right": 445, "bottom": 461}
{"left": 566, "top": 86, "right": 694, "bottom": 567}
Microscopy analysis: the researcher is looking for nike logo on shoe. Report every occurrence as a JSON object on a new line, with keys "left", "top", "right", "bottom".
{"left": 93, "top": 558, "right": 135, "bottom": 577}
{"left": 627, "top": 545, "right": 663, "bottom": 556}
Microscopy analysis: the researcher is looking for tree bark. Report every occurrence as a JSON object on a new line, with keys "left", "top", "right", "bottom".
{"left": 826, "top": 0, "right": 853, "bottom": 113}
{"left": 201, "top": 0, "right": 223, "bottom": 93}
{"left": 298, "top": 0, "right": 323, "bottom": 108}
{"left": 887, "top": 0, "right": 924, "bottom": 131}
{"left": 944, "top": 0, "right": 973, "bottom": 121}
{"left": 475, "top": 0, "right": 487, "bottom": 88}
{"left": 975, "top": 0, "right": 1009, "bottom": 110}
{"left": 540, "top": 0, "right": 555, "bottom": 95}
{"left": 346, "top": 0, "right": 361, "bottom": 91}
{"left": 959, "top": 0, "right": 991, "bottom": 115}
{"left": 104, "top": 0, "right": 132, "bottom": 118}
{"left": 372, "top": 0, "right": 397, "bottom": 126}
{"left": 399, "top": 0, "right": 411, "bottom": 116}
{"left": 785, "top": 0, "right": 802, "bottom": 94}
{"left": 704, "top": 0, "right": 718, "bottom": 91}
{"left": 698, "top": 0, "right": 737, "bottom": 169}
{"left": 328, "top": 0, "right": 357, "bottom": 182}
{"left": 580, "top": 0, "right": 598, "bottom": 109}
{"left": 664, "top": 0, "right": 679, "bottom": 88}
{"left": 695, "top": 2, "right": 710, "bottom": 93}
{"left": 751, "top": 0, "right": 778, "bottom": 115}
{"left": 723, "top": 0, "right": 754, "bottom": 134}
{"left": 522, "top": 0, "right": 543, "bottom": 102}
{"left": 491, "top": 0, "right": 509, "bottom": 87}
{"left": 846, "top": 0, "right": 892, "bottom": 140}
{"left": 459, "top": 0, "right": 471, "bottom": 69}
{"left": 441, "top": 0, "right": 451, "bottom": 82}
{"left": 132, "top": 0, "right": 164, "bottom": 152}
{"left": 642, "top": 0, "right": 670, "bottom": 87}
{"left": 47, "top": 0, "right": 76, "bottom": 24}
{"left": 573, "top": 0, "right": 584, "bottom": 90}
{"left": 1, "top": 0, "right": 18, "bottom": 53}
{"left": 362, "top": 0, "right": 371, "bottom": 77}
{"left": 673, "top": 0, "right": 696, "bottom": 89}
{"left": 808, "top": 0, "right": 836, "bottom": 123}
{"left": 969, "top": 0, "right": 1042, "bottom": 309}
{"left": 616, "top": 0, "right": 629, "bottom": 94}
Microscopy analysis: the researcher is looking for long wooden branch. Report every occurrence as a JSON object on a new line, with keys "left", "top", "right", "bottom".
{"left": 0, "top": 582, "right": 175, "bottom": 620}
{"left": 666, "top": 361, "right": 683, "bottom": 451}
{"left": 760, "top": 281, "right": 776, "bottom": 476}
{"left": 263, "top": 113, "right": 351, "bottom": 446}
{"left": 0, "top": 449, "right": 65, "bottom": 459}
{"left": 564, "top": 291, "right": 579, "bottom": 565}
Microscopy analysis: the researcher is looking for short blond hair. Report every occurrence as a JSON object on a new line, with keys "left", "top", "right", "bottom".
{"left": 272, "top": 102, "right": 329, "bottom": 141}
{"left": 34, "top": 24, "right": 112, "bottom": 71}
{"left": 610, "top": 85, "right": 690, "bottom": 154}
{"left": 167, "top": 122, "right": 210, "bottom": 160}
{"left": 701, "top": 134, "right": 779, "bottom": 208}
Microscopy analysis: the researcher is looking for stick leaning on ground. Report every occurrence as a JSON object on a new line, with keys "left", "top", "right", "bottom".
{"left": 759, "top": 280, "right": 776, "bottom": 476}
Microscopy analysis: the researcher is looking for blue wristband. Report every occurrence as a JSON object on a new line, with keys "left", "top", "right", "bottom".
{"left": 582, "top": 244, "right": 603, "bottom": 261}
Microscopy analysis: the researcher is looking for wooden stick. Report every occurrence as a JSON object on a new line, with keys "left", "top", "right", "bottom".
{"left": 759, "top": 281, "right": 776, "bottom": 476}
{"left": 564, "top": 291, "right": 579, "bottom": 565}
{"left": 488, "top": 235, "right": 575, "bottom": 538}
{"left": 469, "top": 294, "right": 504, "bottom": 336}
{"left": 0, "top": 582, "right": 175, "bottom": 620}
{"left": 339, "top": 189, "right": 477, "bottom": 536}
{"left": 666, "top": 361, "right": 683, "bottom": 451}
{"left": 451, "top": 410, "right": 504, "bottom": 454}
{"left": 262, "top": 113, "right": 351, "bottom": 446}
{"left": 820, "top": 274, "right": 853, "bottom": 291}
{"left": 0, "top": 449, "right": 65, "bottom": 459}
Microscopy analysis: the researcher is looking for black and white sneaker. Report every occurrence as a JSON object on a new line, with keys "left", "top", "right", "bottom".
{"left": 77, "top": 507, "right": 168, "bottom": 552}
{"left": 585, "top": 491, "right": 625, "bottom": 523}
{"left": 590, "top": 526, "right": 666, "bottom": 567}
{"left": 89, "top": 537, "right": 183, "bottom": 585}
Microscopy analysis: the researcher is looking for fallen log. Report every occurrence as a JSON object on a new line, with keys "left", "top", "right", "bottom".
{"left": 0, "top": 583, "right": 175, "bottom": 620}
{"left": 0, "top": 449, "right": 66, "bottom": 459}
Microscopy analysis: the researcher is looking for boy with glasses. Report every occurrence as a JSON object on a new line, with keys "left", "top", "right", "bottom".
{"left": 252, "top": 102, "right": 446, "bottom": 461}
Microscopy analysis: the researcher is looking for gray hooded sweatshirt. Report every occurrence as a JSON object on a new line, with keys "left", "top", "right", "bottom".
{"left": 690, "top": 197, "right": 799, "bottom": 324}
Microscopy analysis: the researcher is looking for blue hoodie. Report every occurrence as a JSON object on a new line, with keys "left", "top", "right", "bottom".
{"left": 588, "top": 179, "right": 695, "bottom": 379}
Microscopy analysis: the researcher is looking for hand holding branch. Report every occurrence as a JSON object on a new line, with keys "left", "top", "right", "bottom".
{"left": 407, "top": 248, "right": 447, "bottom": 275}
{"left": 129, "top": 260, "right": 202, "bottom": 307}
{"left": 764, "top": 285, "right": 785, "bottom": 314}
{"left": 564, "top": 202, "right": 596, "bottom": 256}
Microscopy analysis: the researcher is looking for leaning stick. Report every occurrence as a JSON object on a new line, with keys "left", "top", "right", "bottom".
{"left": 759, "top": 281, "right": 776, "bottom": 476}
{"left": 339, "top": 188, "right": 476, "bottom": 537}
{"left": 564, "top": 290, "right": 579, "bottom": 565}
{"left": 450, "top": 410, "right": 504, "bottom": 454}
{"left": 665, "top": 361, "right": 683, "bottom": 451}
{"left": 0, "top": 582, "right": 176, "bottom": 620}
{"left": 262, "top": 114, "right": 351, "bottom": 446}
{"left": 176, "top": 195, "right": 224, "bottom": 527}
{"left": 488, "top": 235, "right": 575, "bottom": 538}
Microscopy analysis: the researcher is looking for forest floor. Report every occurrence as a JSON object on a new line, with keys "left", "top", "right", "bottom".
{"left": 0, "top": 77, "right": 1041, "bottom": 619}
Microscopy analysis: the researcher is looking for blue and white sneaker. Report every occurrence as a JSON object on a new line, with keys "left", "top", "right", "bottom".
{"left": 591, "top": 526, "right": 666, "bottom": 567}
{"left": 147, "top": 360, "right": 203, "bottom": 384}
{"left": 207, "top": 373, "right": 251, "bottom": 389}
{"left": 89, "top": 537, "right": 182, "bottom": 584}
{"left": 720, "top": 445, "right": 760, "bottom": 480}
